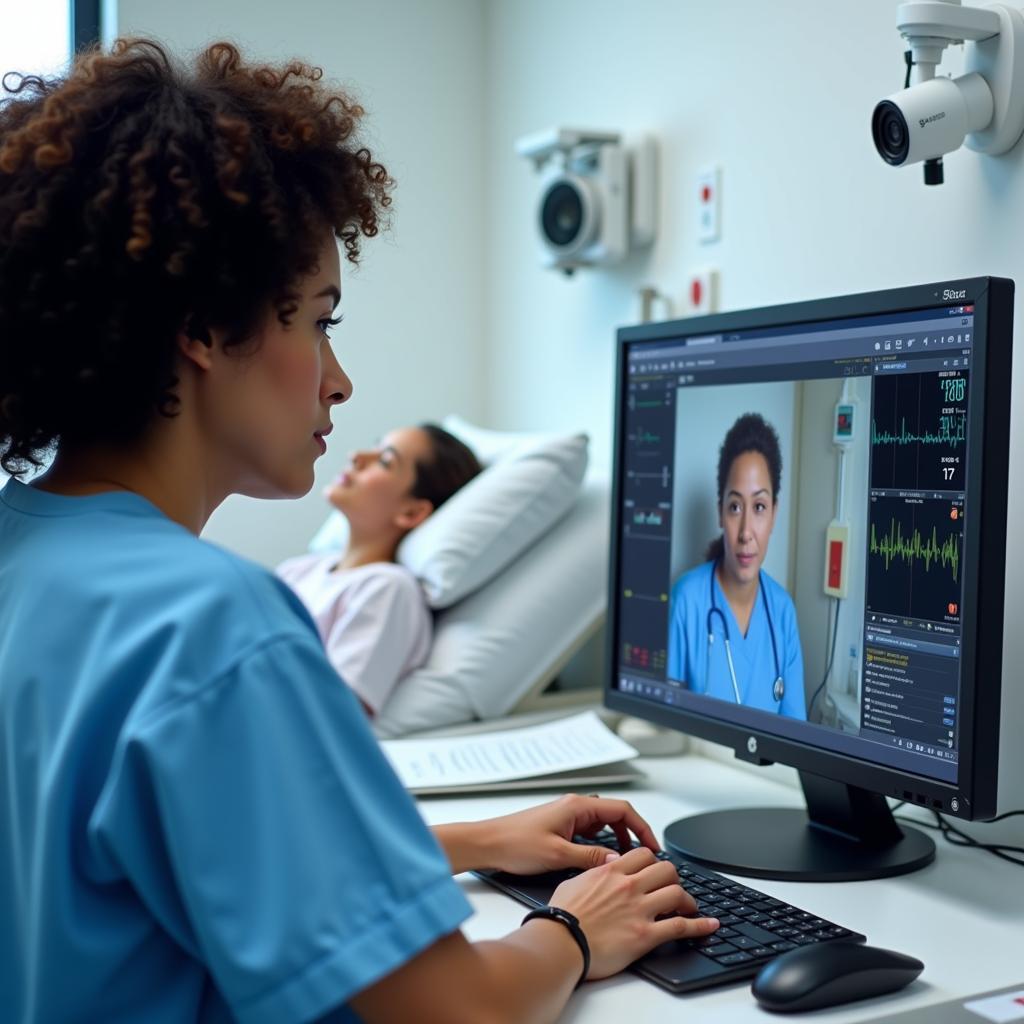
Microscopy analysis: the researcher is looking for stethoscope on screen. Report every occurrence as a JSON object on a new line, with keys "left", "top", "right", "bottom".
{"left": 706, "top": 557, "right": 784, "bottom": 705}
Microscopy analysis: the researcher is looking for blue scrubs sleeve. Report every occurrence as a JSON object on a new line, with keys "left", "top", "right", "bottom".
{"left": 779, "top": 600, "right": 807, "bottom": 720}
{"left": 88, "top": 633, "right": 472, "bottom": 1024}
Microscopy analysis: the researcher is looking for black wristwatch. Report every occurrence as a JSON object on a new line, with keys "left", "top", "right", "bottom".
{"left": 521, "top": 905, "right": 591, "bottom": 987}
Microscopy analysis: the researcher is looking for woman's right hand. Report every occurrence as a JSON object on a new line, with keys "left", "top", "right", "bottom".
{"left": 548, "top": 847, "right": 720, "bottom": 980}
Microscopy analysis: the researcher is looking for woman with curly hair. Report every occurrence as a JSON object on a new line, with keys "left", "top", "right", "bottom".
{"left": 0, "top": 40, "right": 717, "bottom": 1023}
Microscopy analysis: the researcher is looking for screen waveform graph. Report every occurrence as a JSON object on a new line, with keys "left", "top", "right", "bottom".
{"left": 866, "top": 494, "right": 964, "bottom": 624}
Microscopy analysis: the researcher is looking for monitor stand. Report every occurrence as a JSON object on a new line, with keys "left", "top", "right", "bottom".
{"left": 663, "top": 770, "right": 936, "bottom": 882}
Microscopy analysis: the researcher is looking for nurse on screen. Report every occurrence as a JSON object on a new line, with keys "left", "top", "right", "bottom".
{"left": 668, "top": 413, "right": 807, "bottom": 720}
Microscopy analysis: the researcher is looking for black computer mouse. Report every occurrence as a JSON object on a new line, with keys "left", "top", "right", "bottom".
{"left": 751, "top": 940, "right": 924, "bottom": 1013}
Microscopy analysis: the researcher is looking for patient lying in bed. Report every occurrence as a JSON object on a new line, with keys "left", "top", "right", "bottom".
{"left": 277, "top": 424, "right": 481, "bottom": 716}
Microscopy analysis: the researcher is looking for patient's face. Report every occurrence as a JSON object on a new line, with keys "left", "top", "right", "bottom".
{"left": 325, "top": 426, "right": 435, "bottom": 535}
{"left": 719, "top": 450, "right": 777, "bottom": 587}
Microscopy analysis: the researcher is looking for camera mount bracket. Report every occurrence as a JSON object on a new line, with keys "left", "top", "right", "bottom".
{"left": 514, "top": 128, "right": 622, "bottom": 172}
{"left": 962, "top": 4, "right": 1024, "bottom": 153}
{"left": 898, "top": 0, "right": 1000, "bottom": 84}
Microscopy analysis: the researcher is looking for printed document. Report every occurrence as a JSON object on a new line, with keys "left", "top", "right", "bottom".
{"left": 380, "top": 711, "right": 639, "bottom": 792}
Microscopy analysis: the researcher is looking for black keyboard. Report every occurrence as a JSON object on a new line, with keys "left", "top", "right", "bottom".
{"left": 473, "top": 830, "right": 866, "bottom": 994}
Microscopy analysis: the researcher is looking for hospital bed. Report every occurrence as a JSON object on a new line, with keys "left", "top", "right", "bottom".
{"left": 307, "top": 418, "right": 608, "bottom": 738}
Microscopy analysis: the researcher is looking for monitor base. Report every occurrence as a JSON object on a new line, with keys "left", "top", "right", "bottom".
{"left": 664, "top": 773, "right": 937, "bottom": 882}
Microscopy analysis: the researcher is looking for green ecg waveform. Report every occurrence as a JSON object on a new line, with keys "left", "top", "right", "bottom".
{"left": 872, "top": 414, "right": 966, "bottom": 447}
{"left": 870, "top": 519, "right": 960, "bottom": 582}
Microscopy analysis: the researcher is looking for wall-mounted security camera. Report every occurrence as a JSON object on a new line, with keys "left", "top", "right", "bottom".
{"left": 515, "top": 127, "right": 657, "bottom": 275}
{"left": 872, "top": 1, "right": 1024, "bottom": 185}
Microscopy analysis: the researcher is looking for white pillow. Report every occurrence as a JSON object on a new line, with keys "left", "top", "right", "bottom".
{"left": 437, "top": 414, "right": 572, "bottom": 465}
{"left": 373, "top": 475, "right": 610, "bottom": 737}
{"left": 308, "top": 419, "right": 588, "bottom": 609}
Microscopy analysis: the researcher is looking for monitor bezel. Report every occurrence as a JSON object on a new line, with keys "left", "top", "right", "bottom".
{"left": 605, "top": 276, "right": 1012, "bottom": 822}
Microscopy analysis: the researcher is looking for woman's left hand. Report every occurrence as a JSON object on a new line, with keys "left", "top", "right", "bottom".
{"left": 475, "top": 793, "right": 661, "bottom": 876}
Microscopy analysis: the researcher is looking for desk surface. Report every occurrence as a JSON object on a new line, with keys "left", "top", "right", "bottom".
{"left": 416, "top": 753, "right": 1024, "bottom": 1023}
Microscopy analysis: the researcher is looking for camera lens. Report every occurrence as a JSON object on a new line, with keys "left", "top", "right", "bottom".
{"left": 540, "top": 181, "right": 584, "bottom": 246}
{"left": 872, "top": 101, "right": 910, "bottom": 165}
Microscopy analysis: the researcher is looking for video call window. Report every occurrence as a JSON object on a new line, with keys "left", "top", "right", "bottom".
{"left": 616, "top": 305, "right": 973, "bottom": 784}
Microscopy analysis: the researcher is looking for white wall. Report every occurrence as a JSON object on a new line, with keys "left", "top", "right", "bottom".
{"left": 116, "top": 0, "right": 488, "bottom": 569}
{"left": 481, "top": 0, "right": 1023, "bottom": 834}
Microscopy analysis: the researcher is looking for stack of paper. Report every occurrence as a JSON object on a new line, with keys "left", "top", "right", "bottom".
{"left": 380, "top": 711, "right": 644, "bottom": 795}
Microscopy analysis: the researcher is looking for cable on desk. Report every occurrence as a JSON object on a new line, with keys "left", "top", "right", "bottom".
{"left": 892, "top": 803, "right": 1024, "bottom": 868}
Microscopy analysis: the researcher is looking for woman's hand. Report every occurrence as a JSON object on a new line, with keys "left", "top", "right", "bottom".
{"left": 545, "top": 847, "right": 719, "bottom": 980}
{"left": 470, "top": 793, "right": 661, "bottom": 876}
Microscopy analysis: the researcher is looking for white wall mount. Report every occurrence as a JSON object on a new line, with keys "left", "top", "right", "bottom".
{"left": 873, "top": 1, "right": 1024, "bottom": 183}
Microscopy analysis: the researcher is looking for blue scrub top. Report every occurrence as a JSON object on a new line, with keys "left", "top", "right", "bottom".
{"left": 0, "top": 479, "right": 471, "bottom": 1024}
{"left": 667, "top": 560, "right": 807, "bottom": 720}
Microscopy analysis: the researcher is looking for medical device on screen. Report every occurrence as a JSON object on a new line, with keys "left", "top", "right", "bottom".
{"left": 606, "top": 276, "right": 1013, "bottom": 881}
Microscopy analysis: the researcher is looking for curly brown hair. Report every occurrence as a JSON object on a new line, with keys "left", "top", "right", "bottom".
{"left": 0, "top": 38, "right": 393, "bottom": 477}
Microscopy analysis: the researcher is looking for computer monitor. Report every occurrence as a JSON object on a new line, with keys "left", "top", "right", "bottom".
{"left": 606, "top": 276, "right": 1013, "bottom": 882}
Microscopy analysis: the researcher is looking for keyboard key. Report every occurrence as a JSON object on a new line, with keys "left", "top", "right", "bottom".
{"left": 716, "top": 914, "right": 742, "bottom": 926}
{"left": 793, "top": 934, "right": 820, "bottom": 945}
{"left": 700, "top": 944, "right": 740, "bottom": 958}
{"left": 734, "top": 923, "right": 785, "bottom": 946}
{"left": 748, "top": 946, "right": 774, "bottom": 959}
{"left": 771, "top": 941, "right": 797, "bottom": 953}
{"left": 719, "top": 952, "right": 754, "bottom": 965}
{"left": 716, "top": 927, "right": 738, "bottom": 938}
{"left": 730, "top": 936, "right": 758, "bottom": 949}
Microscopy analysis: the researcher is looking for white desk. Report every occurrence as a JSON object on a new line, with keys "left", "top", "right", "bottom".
{"left": 416, "top": 753, "right": 1024, "bottom": 1023}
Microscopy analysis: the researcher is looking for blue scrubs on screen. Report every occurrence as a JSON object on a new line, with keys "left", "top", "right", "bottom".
{"left": 667, "top": 560, "right": 807, "bottom": 720}
{"left": 0, "top": 479, "right": 471, "bottom": 1024}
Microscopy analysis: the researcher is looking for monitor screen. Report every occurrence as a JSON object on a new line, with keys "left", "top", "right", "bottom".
{"left": 606, "top": 278, "right": 1012, "bottom": 877}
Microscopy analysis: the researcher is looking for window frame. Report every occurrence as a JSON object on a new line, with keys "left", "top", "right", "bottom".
{"left": 72, "top": 0, "right": 102, "bottom": 52}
